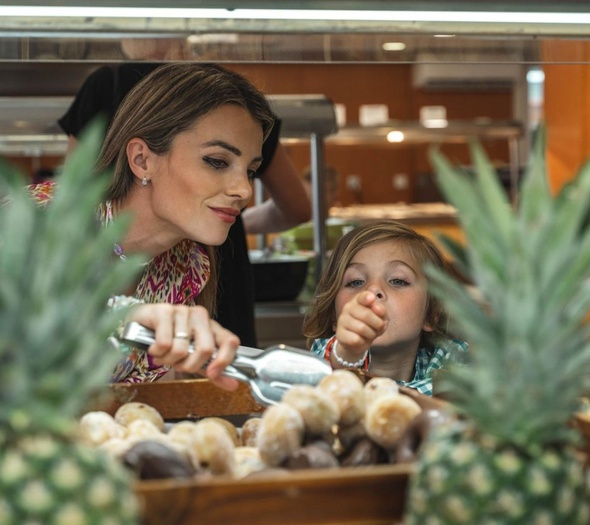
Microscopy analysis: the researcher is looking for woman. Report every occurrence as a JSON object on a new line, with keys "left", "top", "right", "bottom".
{"left": 302, "top": 219, "right": 467, "bottom": 395}
{"left": 35, "top": 63, "right": 275, "bottom": 387}
{"left": 58, "top": 61, "right": 310, "bottom": 348}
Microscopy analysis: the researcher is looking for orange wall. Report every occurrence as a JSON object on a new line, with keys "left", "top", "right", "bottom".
{"left": 228, "top": 63, "right": 513, "bottom": 205}
{"left": 11, "top": 63, "right": 513, "bottom": 204}
{"left": 543, "top": 41, "right": 590, "bottom": 193}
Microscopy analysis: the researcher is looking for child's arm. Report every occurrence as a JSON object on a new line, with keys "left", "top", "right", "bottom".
{"left": 333, "top": 291, "right": 388, "bottom": 367}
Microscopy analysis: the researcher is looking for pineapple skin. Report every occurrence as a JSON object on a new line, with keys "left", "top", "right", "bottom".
{"left": 405, "top": 421, "right": 589, "bottom": 525}
{"left": 0, "top": 428, "right": 141, "bottom": 524}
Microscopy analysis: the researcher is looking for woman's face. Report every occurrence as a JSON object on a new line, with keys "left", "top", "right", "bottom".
{"left": 335, "top": 240, "right": 432, "bottom": 351}
{"left": 149, "top": 104, "right": 263, "bottom": 246}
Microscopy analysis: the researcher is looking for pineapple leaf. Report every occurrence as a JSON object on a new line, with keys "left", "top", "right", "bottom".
{"left": 428, "top": 123, "right": 590, "bottom": 449}
{"left": 0, "top": 119, "right": 146, "bottom": 428}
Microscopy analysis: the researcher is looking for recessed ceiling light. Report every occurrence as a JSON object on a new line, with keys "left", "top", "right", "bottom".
{"left": 0, "top": 8, "right": 587, "bottom": 25}
{"left": 382, "top": 42, "right": 406, "bottom": 51}
{"left": 526, "top": 69, "right": 545, "bottom": 84}
{"left": 387, "top": 131, "right": 405, "bottom": 143}
{"left": 187, "top": 33, "right": 239, "bottom": 44}
{"left": 422, "top": 119, "right": 449, "bottom": 129}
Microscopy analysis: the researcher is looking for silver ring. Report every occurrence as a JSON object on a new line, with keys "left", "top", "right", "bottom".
{"left": 174, "top": 331, "right": 189, "bottom": 340}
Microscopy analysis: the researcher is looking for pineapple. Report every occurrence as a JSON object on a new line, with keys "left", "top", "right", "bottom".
{"left": 0, "top": 121, "right": 143, "bottom": 524}
{"left": 405, "top": 128, "right": 590, "bottom": 524}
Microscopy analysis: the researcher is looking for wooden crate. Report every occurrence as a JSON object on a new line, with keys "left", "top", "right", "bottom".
{"left": 103, "top": 380, "right": 439, "bottom": 525}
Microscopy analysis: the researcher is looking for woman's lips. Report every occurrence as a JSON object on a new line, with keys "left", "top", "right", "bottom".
{"left": 210, "top": 206, "right": 240, "bottom": 224}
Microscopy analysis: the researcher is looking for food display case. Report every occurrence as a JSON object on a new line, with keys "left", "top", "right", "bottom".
{"left": 102, "top": 380, "right": 447, "bottom": 525}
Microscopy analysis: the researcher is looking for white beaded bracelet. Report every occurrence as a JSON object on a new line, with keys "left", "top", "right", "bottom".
{"left": 332, "top": 340, "right": 369, "bottom": 369}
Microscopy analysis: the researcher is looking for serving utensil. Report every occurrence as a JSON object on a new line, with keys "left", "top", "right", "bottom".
{"left": 113, "top": 322, "right": 332, "bottom": 406}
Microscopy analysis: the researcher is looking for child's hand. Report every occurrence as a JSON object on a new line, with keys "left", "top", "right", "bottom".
{"left": 335, "top": 291, "right": 388, "bottom": 360}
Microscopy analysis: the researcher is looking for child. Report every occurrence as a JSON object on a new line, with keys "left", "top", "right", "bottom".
{"left": 302, "top": 219, "right": 467, "bottom": 396}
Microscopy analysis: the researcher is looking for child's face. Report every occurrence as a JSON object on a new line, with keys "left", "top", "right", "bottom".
{"left": 335, "top": 240, "right": 432, "bottom": 349}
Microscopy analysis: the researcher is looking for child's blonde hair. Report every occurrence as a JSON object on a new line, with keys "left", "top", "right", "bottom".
{"left": 302, "top": 219, "right": 450, "bottom": 349}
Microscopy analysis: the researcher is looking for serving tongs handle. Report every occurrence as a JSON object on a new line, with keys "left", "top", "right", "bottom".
{"left": 113, "top": 321, "right": 331, "bottom": 406}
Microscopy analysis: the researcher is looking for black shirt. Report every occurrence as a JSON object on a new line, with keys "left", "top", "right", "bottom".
{"left": 59, "top": 63, "right": 281, "bottom": 347}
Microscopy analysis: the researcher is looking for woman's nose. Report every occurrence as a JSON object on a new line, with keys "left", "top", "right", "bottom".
{"left": 228, "top": 172, "right": 253, "bottom": 201}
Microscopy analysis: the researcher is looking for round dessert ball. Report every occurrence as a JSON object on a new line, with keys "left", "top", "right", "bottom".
{"left": 256, "top": 403, "right": 304, "bottom": 467}
{"left": 281, "top": 385, "right": 340, "bottom": 436}
{"left": 241, "top": 417, "right": 262, "bottom": 447}
{"left": 317, "top": 369, "right": 366, "bottom": 426}
{"left": 114, "top": 402, "right": 165, "bottom": 432}
{"left": 78, "top": 411, "right": 127, "bottom": 447}
{"left": 364, "top": 377, "right": 400, "bottom": 407}
{"left": 364, "top": 393, "right": 422, "bottom": 449}
{"left": 189, "top": 419, "right": 236, "bottom": 475}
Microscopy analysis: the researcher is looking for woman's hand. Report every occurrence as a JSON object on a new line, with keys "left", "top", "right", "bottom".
{"left": 127, "top": 303, "right": 240, "bottom": 391}
{"left": 335, "top": 291, "right": 388, "bottom": 360}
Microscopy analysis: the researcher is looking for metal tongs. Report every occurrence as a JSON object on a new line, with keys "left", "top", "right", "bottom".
{"left": 115, "top": 321, "right": 332, "bottom": 406}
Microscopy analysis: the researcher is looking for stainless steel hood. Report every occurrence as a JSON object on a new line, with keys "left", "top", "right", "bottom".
{"left": 0, "top": 93, "right": 338, "bottom": 156}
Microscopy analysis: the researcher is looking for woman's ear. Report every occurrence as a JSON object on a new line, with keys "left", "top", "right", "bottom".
{"left": 126, "top": 138, "right": 153, "bottom": 182}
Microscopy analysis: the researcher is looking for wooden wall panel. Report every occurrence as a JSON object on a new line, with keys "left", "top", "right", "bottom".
{"left": 543, "top": 41, "right": 590, "bottom": 193}
{"left": 13, "top": 63, "right": 513, "bottom": 205}
{"left": 229, "top": 63, "right": 513, "bottom": 205}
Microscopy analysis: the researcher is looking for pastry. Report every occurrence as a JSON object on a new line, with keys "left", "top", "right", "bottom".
{"left": 189, "top": 418, "right": 235, "bottom": 475}
{"left": 78, "top": 411, "right": 127, "bottom": 447}
{"left": 283, "top": 440, "right": 340, "bottom": 470}
{"left": 317, "top": 369, "right": 366, "bottom": 426}
{"left": 203, "top": 417, "right": 240, "bottom": 447}
{"left": 125, "top": 418, "right": 163, "bottom": 440}
{"left": 122, "top": 440, "right": 196, "bottom": 480}
{"left": 241, "top": 417, "right": 262, "bottom": 447}
{"left": 364, "top": 393, "right": 422, "bottom": 449}
{"left": 395, "top": 408, "right": 454, "bottom": 464}
{"left": 340, "top": 437, "right": 387, "bottom": 467}
{"left": 233, "top": 446, "right": 267, "bottom": 478}
{"left": 336, "top": 420, "right": 367, "bottom": 453}
{"left": 281, "top": 385, "right": 340, "bottom": 437}
{"left": 364, "top": 377, "right": 400, "bottom": 407}
{"left": 167, "top": 420, "right": 198, "bottom": 449}
{"left": 113, "top": 402, "right": 165, "bottom": 432}
{"left": 256, "top": 403, "right": 304, "bottom": 467}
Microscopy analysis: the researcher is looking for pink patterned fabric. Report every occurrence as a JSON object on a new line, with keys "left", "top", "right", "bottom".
{"left": 29, "top": 182, "right": 211, "bottom": 383}
{"left": 27, "top": 180, "right": 55, "bottom": 206}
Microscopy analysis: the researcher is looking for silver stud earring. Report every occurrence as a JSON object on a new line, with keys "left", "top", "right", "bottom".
{"left": 142, "top": 176, "right": 148, "bottom": 186}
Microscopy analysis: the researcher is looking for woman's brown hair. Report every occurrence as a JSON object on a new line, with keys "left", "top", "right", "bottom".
{"left": 96, "top": 63, "right": 275, "bottom": 315}
{"left": 302, "top": 219, "right": 451, "bottom": 349}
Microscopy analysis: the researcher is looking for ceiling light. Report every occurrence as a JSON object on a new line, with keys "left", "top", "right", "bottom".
{"left": 0, "top": 7, "right": 588, "bottom": 25}
{"left": 187, "top": 33, "right": 239, "bottom": 44}
{"left": 382, "top": 42, "right": 406, "bottom": 52}
{"left": 387, "top": 131, "right": 405, "bottom": 143}
{"left": 526, "top": 69, "right": 545, "bottom": 84}
{"left": 422, "top": 119, "right": 449, "bottom": 129}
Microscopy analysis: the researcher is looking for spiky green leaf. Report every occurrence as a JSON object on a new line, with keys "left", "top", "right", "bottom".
{"left": 0, "top": 119, "right": 146, "bottom": 429}
{"left": 428, "top": 124, "right": 590, "bottom": 449}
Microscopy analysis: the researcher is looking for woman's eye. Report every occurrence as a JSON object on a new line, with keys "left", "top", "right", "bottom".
{"left": 247, "top": 168, "right": 259, "bottom": 180}
{"left": 204, "top": 156, "right": 227, "bottom": 170}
